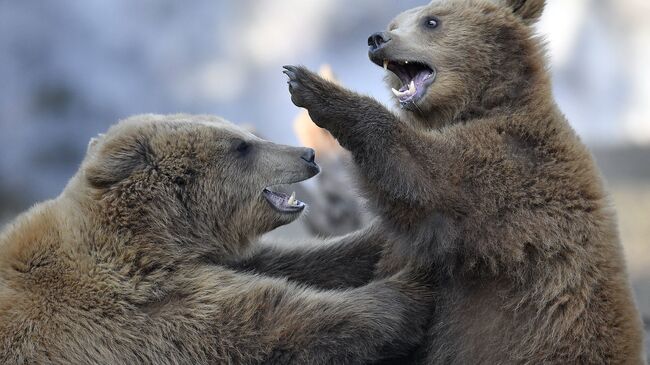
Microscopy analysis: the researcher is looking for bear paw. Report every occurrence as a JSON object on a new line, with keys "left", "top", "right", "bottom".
{"left": 283, "top": 65, "right": 327, "bottom": 109}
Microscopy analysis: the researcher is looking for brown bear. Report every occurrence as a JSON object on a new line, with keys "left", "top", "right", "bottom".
{"left": 0, "top": 114, "right": 434, "bottom": 364}
{"left": 283, "top": 0, "right": 646, "bottom": 363}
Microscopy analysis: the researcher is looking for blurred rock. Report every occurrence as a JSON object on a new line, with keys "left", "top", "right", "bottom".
{"left": 290, "top": 65, "right": 369, "bottom": 237}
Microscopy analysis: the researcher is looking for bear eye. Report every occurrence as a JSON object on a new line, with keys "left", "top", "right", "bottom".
{"left": 424, "top": 17, "right": 440, "bottom": 29}
{"left": 234, "top": 139, "right": 251, "bottom": 156}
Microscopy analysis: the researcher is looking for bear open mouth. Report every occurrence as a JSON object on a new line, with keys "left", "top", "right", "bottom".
{"left": 263, "top": 187, "right": 305, "bottom": 214}
{"left": 378, "top": 59, "right": 436, "bottom": 105}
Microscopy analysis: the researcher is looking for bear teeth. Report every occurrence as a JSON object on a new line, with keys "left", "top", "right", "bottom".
{"left": 287, "top": 191, "right": 297, "bottom": 206}
{"left": 408, "top": 80, "right": 416, "bottom": 94}
{"left": 392, "top": 81, "right": 417, "bottom": 99}
{"left": 383, "top": 60, "right": 388, "bottom": 70}
{"left": 392, "top": 88, "right": 406, "bottom": 97}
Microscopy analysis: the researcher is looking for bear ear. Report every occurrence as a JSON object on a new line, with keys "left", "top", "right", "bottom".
{"left": 85, "top": 133, "right": 151, "bottom": 189}
{"left": 502, "top": 0, "right": 545, "bottom": 25}
{"left": 86, "top": 133, "right": 104, "bottom": 154}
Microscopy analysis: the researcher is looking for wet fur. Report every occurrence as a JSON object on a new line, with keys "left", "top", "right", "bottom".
{"left": 284, "top": 0, "right": 645, "bottom": 363}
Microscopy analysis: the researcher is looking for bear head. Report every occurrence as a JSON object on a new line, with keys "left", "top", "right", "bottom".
{"left": 78, "top": 114, "right": 319, "bottom": 256}
{"left": 368, "top": 0, "right": 547, "bottom": 124}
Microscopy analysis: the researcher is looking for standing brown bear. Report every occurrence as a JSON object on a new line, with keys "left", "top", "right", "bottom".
{"left": 283, "top": 0, "right": 646, "bottom": 363}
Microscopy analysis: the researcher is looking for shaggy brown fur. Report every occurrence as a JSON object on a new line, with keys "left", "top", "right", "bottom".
{"left": 0, "top": 114, "right": 434, "bottom": 364}
{"left": 283, "top": 0, "right": 646, "bottom": 363}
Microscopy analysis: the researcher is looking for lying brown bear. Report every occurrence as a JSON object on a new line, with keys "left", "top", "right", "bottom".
{"left": 0, "top": 114, "right": 433, "bottom": 364}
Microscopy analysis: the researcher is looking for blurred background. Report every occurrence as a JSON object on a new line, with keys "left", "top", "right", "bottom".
{"left": 0, "top": 0, "right": 648, "bottom": 349}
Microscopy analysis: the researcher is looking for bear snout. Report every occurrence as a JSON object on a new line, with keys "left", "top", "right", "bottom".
{"left": 300, "top": 148, "right": 316, "bottom": 164}
{"left": 368, "top": 31, "right": 392, "bottom": 53}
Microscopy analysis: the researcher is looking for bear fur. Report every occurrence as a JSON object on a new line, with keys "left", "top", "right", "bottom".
{"left": 283, "top": 0, "right": 646, "bottom": 363}
{"left": 0, "top": 114, "right": 434, "bottom": 364}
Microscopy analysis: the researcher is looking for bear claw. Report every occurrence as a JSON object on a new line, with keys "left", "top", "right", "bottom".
{"left": 283, "top": 65, "right": 312, "bottom": 108}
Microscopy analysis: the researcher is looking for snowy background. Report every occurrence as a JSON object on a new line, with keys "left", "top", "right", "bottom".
{"left": 0, "top": 0, "right": 648, "bottom": 348}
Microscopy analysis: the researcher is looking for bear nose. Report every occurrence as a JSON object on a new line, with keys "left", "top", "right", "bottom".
{"left": 300, "top": 148, "right": 316, "bottom": 164}
{"left": 368, "top": 32, "right": 391, "bottom": 53}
